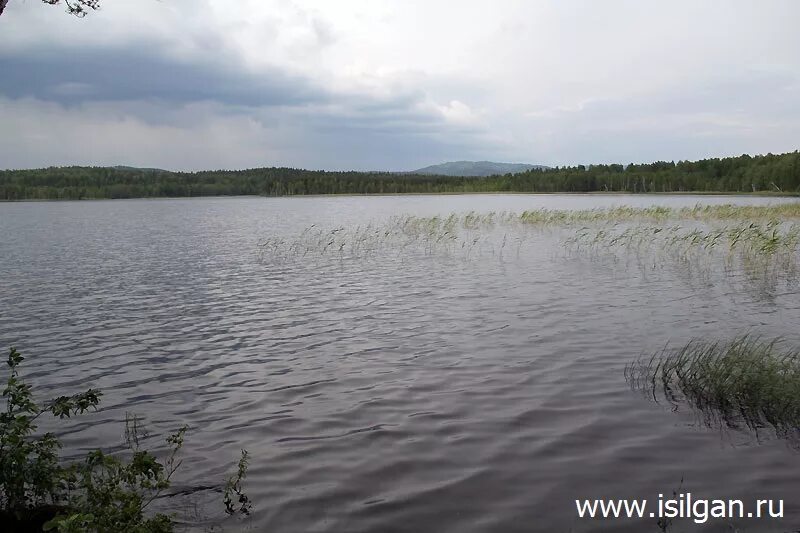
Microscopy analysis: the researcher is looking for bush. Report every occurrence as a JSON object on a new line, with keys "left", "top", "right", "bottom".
{"left": 0, "top": 347, "right": 248, "bottom": 532}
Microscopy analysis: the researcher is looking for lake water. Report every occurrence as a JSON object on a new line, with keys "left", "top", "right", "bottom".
{"left": 2, "top": 194, "right": 800, "bottom": 532}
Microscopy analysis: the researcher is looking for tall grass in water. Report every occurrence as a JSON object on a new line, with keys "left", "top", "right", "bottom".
{"left": 626, "top": 337, "right": 800, "bottom": 439}
{"left": 257, "top": 212, "right": 510, "bottom": 262}
{"left": 257, "top": 203, "right": 800, "bottom": 269}
{"left": 519, "top": 203, "right": 800, "bottom": 226}
{"left": 565, "top": 222, "right": 800, "bottom": 262}
{"left": 561, "top": 220, "right": 800, "bottom": 294}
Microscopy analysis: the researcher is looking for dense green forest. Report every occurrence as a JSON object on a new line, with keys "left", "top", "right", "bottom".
{"left": 1, "top": 151, "right": 799, "bottom": 200}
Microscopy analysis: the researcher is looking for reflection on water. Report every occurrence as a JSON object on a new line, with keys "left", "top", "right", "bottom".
{"left": 2, "top": 195, "right": 800, "bottom": 532}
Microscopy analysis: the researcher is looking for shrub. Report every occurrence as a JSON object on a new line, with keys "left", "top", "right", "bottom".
{"left": 1, "top": 347, "right": 249, "bottom": 532}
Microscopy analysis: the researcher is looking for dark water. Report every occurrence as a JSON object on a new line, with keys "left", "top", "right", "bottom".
{"left": 2, "top": 194, "right": 800, "bottom": 532}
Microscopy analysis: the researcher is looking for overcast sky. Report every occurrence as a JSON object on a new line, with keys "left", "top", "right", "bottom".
{"left": 1, "top": 0, "right": 798, "bottom": 171}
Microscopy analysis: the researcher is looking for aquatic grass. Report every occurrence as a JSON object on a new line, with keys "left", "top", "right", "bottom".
{"left": 626, "top": 337, "right": 800, "bottom": 438}
{"left": 566, "top": 221, "right": 800, "bottom": 256}
{"left": 257, "top": 203, "right": 800, "bottom": 274}
{"left": 257, "top": 213, "right": 507, "bottom": 262}
{"left": 563, "top": 220, "right": 800, "bottom": 285}
{"left": 518, "top": 202, "right": 800, "bottom": 226}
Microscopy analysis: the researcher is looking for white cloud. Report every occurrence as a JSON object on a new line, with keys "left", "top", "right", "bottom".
{"left": 436, "top": 100, "right": 479, "bottom": 124}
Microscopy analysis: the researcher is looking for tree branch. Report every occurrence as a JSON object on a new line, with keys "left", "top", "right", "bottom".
{"left": 0, "top": 0, "right": 101, "bottom": 18}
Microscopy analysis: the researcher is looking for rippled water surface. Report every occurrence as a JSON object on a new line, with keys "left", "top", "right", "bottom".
{"left": 2, "top": 194, "right": 800, "bottom": 532}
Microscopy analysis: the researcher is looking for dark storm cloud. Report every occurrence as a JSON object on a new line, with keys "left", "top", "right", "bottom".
{"left": 0, "top": 46, "right": 326, "bottom": 107}
{"left": 0, "top": 39, "right": 489, "bottom": 171}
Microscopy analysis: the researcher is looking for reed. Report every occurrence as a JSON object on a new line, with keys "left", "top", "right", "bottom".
{"left": 519, "top": 203, "right": 800, "bottom": 226}
{"left": 257, "top": 213, "right": 503, "bottom": 261}
{"left": 257, "top": 203, "right": 800, "bottom": 269}
{"left": 566, "top": 221, "right": 800, "bottom": 256}
{"left": 626, "top": 336, "right": 800, "bottom": 437}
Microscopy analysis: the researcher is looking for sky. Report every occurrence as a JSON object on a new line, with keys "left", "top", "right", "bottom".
{"left": 0, "top": 0, "right": 799, "bottom": 171}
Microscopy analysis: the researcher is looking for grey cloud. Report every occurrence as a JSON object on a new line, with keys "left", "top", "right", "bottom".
{"left": 512, "top": 69, "right": 800, "bottom": 165}
{"left": 0, "top": 4, "right": 521, "bottom": 170}
{"left": 0, "top": 96, "right": 491, "bottom": 172}
{"left": 3, "top": 1, "right": 800, "bottom": 170}
{"left": 280, "top": 118, "right": 492, "bottom": 172}
{"left": 609, "top": 72, "right": 797, "bottom": 120}
{"left": 0, "top": 40, "right": 497, "bottom": 163}
{"left": 0, "top": 46, "right": 325, "bottom": 107}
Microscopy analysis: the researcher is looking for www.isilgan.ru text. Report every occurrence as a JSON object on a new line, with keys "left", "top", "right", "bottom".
{"left": 575, "top": 494, "right": 784, "bottom": 524}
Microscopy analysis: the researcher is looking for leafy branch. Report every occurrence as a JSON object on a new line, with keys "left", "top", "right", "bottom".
{"left": 1, "top": 347, "right": 253, "bottom": 532}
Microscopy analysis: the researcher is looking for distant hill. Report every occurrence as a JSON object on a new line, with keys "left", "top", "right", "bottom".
{"left": 412, "top": 161, "right": 549, "bottom": 177}
{"left": 113, "top": 165, "right": 167, "bottom": 173}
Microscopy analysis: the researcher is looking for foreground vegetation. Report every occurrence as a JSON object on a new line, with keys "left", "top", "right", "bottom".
{"left": 0, "top": 348, "right": 249, "bottom": 532}
{"left": 626, "top": 337, "right": 800, "bottom": 439}
{"left": 2, "top": 151, "right": 800, "bottom": 200}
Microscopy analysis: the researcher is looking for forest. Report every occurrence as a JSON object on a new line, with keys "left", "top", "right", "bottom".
{"left": 1, "top": 151, "right": 799, "bottom": 200}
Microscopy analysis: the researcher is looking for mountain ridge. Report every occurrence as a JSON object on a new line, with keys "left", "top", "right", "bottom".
{"left": 412, "top": 161, "right": 549, "bottom": 177}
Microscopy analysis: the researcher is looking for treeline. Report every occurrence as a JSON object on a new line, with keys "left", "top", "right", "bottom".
{"left": 1, "top": 151, "right": 799, "bottom": 201}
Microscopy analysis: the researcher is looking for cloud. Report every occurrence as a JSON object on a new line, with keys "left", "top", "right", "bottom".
{"left": 509, "top": 70, "right": 800, "bottom": 165}
{"left": 1, "top": 0, "right": 799, "bottom": 170}
{"left": 0, "top": 46, "right": 324, "bottom": 107}
{"left": 0, "top": 95, "right": 491, "bottom": 172}
{"left": 436, "top": 100, "right": 480, "bottom": 124}
{"left": 0, "top": 1, "right": 501, "bottom": 170}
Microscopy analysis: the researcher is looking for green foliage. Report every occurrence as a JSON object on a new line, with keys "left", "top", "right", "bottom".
{"left": 223, "top": 450, "right": 251, "bottom": 517}
{"left": 1, "top": 347, "right": 102, "bottom": 514}
{"left": 1, "top": 347, "right": 251, "bottom": 532}
{"left": 2, "top": 151, "right": 800, "bottom": 200}
{"left": 43, "top": 427, "right": 186, "bottom": 532}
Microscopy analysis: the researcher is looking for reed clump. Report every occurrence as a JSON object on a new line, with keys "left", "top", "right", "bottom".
{"left": 566, "top": 221, "right": 800, "bottom": 258}
{"left": 257, "top": 212, "right": 513, "bottom": 261}
{"left": 626, "top": 336, "right": 800, "bottom": 437}
{"left": 518, "top": 203, "right": 800, "bottom": 226}
{"left": 257, "top": 203, "right": 800, "bottom": 267}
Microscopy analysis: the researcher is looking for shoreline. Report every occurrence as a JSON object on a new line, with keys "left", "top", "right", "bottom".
{"left": 2, "top": 190, "right": 799, "bottom": 203}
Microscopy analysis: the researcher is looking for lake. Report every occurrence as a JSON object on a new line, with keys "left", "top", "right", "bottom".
{"left": 2, "top": 194, "right": 800, "bottom": 532}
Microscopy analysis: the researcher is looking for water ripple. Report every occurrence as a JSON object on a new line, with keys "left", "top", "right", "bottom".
{"left": 2, "top": 196, "right": 800, "bottom": 532}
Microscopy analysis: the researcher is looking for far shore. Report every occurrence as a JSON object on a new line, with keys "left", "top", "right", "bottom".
{"left": 2, "top": 190, "right": 800, "bottom": 203}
